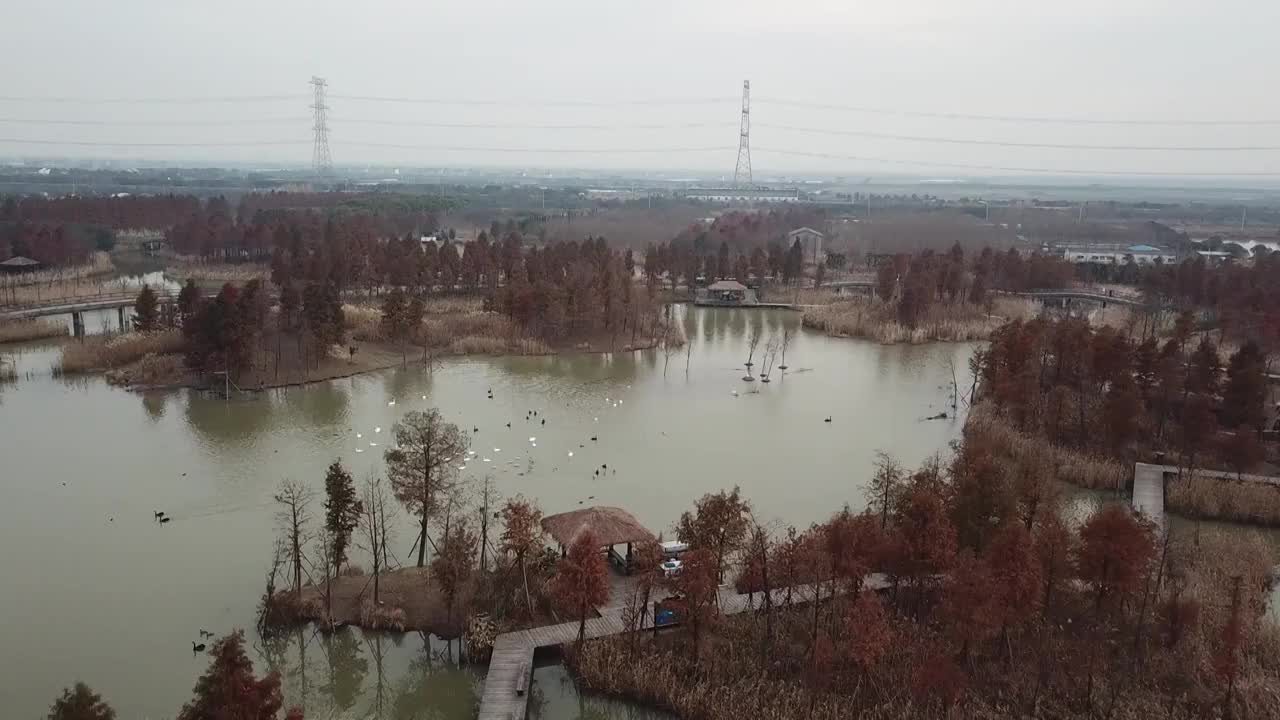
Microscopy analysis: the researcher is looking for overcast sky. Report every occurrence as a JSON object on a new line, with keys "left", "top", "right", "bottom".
{"left": 2, "top": 0, "right": 1278, "bottom": 179}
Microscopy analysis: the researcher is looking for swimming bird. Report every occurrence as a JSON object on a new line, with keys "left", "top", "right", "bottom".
{"left": 568, "top": 451, "right": 574, "bottom": 457}
{"left": 602, "top": 463, "right": 607, "bottom": 469}
{"left": 154, "top": 511, "right": 165, "bottom": 520}
{"left": 199, "top": 629, "right": 212, "bottom": 638}
{"left": 541, "top": 419, "right": 545, "bottom": 425}
{"left": 824, "top": 416, "right": 832, "bottom": 423}
{"left": 160, "top": 517, "right": 171, "bottom": 524}
{"left": 374, "top": 427, "right": 381, "bottom": 433}
{"left": 591, "top": 436, "right": 598, "bottom": 441}
{"left": 388, "top": 400, "right": 396, "bottom": 406}
{"left": 506, "top": 422, "right": 511, "bottom": 428}
{"left": 473, "top": 427, "right": 479, "bottom": 433}
{"left": 192, "top": 641, "right": 206, "bottom": 653}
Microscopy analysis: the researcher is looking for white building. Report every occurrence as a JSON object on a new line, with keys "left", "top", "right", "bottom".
{"left": 1059, "top": 244, "right": 1177, "bottom": 265}
{"left": 683, "top": 187, "right": 800, "bottom": 203}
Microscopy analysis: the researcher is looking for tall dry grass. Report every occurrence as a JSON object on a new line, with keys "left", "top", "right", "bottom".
{"left": 104, "top": 352, "right": 187, "bottom": 386}
{"left": 0, "top": 252, "right": 114, "bottom": 288}
{"left": 966, "top": 404, "right": 1130, "bottom": 491}
{"left": 343, "top": 301, "right": 553, "bottom": 356}
{"left": 59, "top": 329, "right": 184, "bottom": 373}
{"left": 802, "top": 296, "right": 1035, "bottom": 344}
{"left": 1167, "top": 472, "right": 1280, "bottom": 527}
{"left": 165, "top": 259, "right": 267, "bottom": 283}
{"left": 0, "top": 318, "right": 68, "bottom": 344}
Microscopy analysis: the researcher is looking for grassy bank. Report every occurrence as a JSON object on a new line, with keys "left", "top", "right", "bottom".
{"left": 802, "top": 296, "right": 1034, "bottom": 344}
{"left": 58, "top": 329, "right": 184, "bottom": 374}
{"left": 1168, "top": 472, "right": 1280, "bottom": 527}
{"left": 0, "top": 318, "right": 68, "bottom": 344}
{"left": 264, "top": 566, "right": 464, "bottom": 637}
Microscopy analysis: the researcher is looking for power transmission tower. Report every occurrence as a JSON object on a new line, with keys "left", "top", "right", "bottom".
{"left": 310, "top": 76, "right": 333, "bottom": 176}
{"left": 733, "top": 80, "right": 752, "bottom": 187}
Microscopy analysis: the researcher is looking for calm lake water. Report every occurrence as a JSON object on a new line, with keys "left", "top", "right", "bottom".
{"left": 0, "top": 306, "right": 975, "bottom": 719}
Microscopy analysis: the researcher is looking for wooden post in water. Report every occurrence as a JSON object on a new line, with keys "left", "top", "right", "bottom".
{"left": 117, "top": 306, "right": 126, "bottom": 331}
{"left": 71, "top": 311, "right": 84, "bottom": 338}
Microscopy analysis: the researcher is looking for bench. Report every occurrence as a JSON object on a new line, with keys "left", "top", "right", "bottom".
{"left": 515, "top": 662, "right": 529, "bottom": 696}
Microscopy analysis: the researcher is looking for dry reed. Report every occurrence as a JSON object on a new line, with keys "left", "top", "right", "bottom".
{"left": 104, "top": 352, "right": 187, "bottom": 387}
{"left": 966, "top": 404, "right": 1130, "bottom": 491}
{"left": 59, "top": 329, "right": 184, "bottom": 373}
{"left": 0, "top": 252, "right": 114, "bottom": 288}
{"left": 1167, "top": 472, "right": 1280, "bottom": 527}
{"left": 802, "top": 296, "right": 1035, "bottom": 344}
{"left": 0, "top": 318, "right": 68, "bottom": 344}
{"left": 164, "top": 260, "right": 267, "bottom": 283}
{"left": 343, "top": 301, "right": 553, "bottom": 356}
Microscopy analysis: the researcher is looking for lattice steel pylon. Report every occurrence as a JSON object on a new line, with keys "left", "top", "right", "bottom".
{"left": 733, "top": 80, "right": 752, "bottom": 187}
{"left": 310, "top": 76, "right": 333, "bottom": 176}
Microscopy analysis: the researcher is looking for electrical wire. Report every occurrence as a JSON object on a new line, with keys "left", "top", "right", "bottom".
{"left": 0, "top": 94, "right": 308, "bottom": 105}
{"left": 332, "top": 119, "right": 736, "bottom": 130}
{"left": 753, "top": 98, "right": 1280, "bottom": 127}
{"left": 0, "top": 137, "right": 306, "bottom": 148}
{"left": 752, "top": 147, "right": 1280, "bottom": 177}
{"left": 329, "top": 94, "right": 738, "bottom": 107}
{"left": 0, "top": 117, "right": 310, "bottom": 127}
{"left": 755, "top": 123, "right": 1280, "bottom": 152}
{"left": 342, "top": 141, "right": 735, "bottom": 154}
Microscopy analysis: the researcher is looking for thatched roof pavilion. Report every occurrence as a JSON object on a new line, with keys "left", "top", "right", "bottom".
{"left": 542, "top": 506, "right": 655, "bottom": 574}
{"left": 542, "top": 506, "right": 655, "bottom": 547}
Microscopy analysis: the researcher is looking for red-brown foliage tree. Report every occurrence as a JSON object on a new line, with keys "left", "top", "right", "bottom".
{"left": 551, "top": 529, "right": 610, "bottom": 645}
{"left": 178, "top": 630, "right": 300, "bottom": 720}
{"left": 47, "top": 682, "right": 115, "bottom": 720}
{"left": 1075, "top": 504, "right": 1155, "bottom": 612}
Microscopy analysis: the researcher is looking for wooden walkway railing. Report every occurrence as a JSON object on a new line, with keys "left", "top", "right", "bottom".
{"left": 476, "top": 575, "right": 889, "bottom": 720}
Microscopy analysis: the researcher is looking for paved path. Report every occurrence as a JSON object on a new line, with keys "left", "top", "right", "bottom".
{"left": 1132, "top": 462, "right": 1280, "bottom": 526}
{"left": 477, "top": 576, "right": 887, "bottom": 720}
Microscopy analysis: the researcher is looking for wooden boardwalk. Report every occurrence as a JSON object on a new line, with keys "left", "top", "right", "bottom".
{"left": 1131, "top": 462, "right": 1280, "bottom": 526}
{"left": 476, "top": 577, "right": 887, "bottom": 720}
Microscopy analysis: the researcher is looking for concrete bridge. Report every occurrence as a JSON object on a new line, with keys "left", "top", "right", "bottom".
{"left": 0, "top": 291, "right": 181, "bottom": 335}
{"left": 1013, "top": 289, "right": 1146, "bottom": 308}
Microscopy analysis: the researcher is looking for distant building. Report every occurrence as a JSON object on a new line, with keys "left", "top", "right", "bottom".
{"left": 1056, "top": 244, "right": 1177, "bottom": 265}
{"left": 682, "top": 187, "right": 800, "bottom": 203}
{"left": 786, "top": 227, "right": 826, "bottom": 265}
{"left": 695, "top": 279, "right": 756, "bottom": 306}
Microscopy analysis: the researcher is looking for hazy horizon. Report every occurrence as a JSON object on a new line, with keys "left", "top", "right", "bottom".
{"left": 3, "top": 0, "right": 1279, "bottom": 180}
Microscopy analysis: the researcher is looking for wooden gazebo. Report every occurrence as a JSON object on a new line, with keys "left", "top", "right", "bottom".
{"left": 541, "top": 506, "right": 656, "bottom": 575}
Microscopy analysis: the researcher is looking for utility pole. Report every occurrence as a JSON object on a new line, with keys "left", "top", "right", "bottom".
{"left": 310, "top": 76, "right": 333, "bottom": 176}
{"left": 733, "top": 80, "right": 752, "bottom": 187}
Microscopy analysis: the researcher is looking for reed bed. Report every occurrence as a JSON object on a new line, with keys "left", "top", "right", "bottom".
{"left": 0, "top": 318, "right": 68, "bottom": 344}
{"left": 0, "top": 252, "right": 114, "bottom": 289}
{"left": 104, "top": 352, "right": 187, "bottom": 387}
{"left": 164, "top": 260, "right": 267, "bottom": 283}
{"left": 1167, "top": 472, "right": 1280, "bottom": 527}
{"left": 343, "top": 302, "right": 553, "bottom": 356}
{"left": 59, "top": 329, "right": 184, "bottom": 373}
{"left": 966, "top": 404, "right": 1130, "bottom": 491}
{"left": 802, "top": 297, "right": 1034, "bottom": 344}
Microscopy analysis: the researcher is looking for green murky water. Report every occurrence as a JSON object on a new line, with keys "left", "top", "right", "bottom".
{"left": 0, "top": 307, "right": 975, "bottom": 718}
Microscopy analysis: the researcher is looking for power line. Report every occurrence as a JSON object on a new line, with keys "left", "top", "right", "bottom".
{"left": 332, "top": 119, "right": 735, "bottom": 130}
{"left": 0, "top": 117, "right": 309, "bottom": 127}
{"left": 0, "top": 137, "right": 306, "bottom": 147}
{"left": 754, "top": 97, "right": 1280, "bottom": 127}
{"left": 329, "top": 94, "right": 738, "bottom": 107}
{"left": 753, "top": 147, "right": 1280, "bottom": 177}
{"left": 343, "top": 141, "right": 734, "bottom": 154}
{"left": 0, "top": 94, "right": 308, "bottom": 105}
{"left": 756, "top": 123, "right": 1280, "bottom": 152}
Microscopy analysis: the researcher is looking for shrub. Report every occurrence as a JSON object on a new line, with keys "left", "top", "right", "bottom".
{"left": 358, "top": 603, "right": 407, "bottom": 632}
{"left": 104, "top": 352, "right": 186, "bottom": 386}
